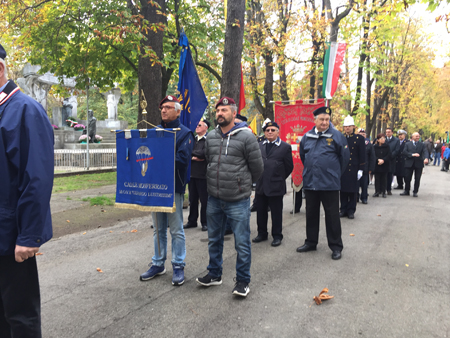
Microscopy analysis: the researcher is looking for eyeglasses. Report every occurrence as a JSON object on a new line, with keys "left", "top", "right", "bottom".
{"left": 160, "top": 105, "right": 175, "bottom": 110}
{"left": 265, "top": 128, "right": 278, "bottom": 132}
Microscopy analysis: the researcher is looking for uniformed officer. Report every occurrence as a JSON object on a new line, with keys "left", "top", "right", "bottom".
{"left": 339, "top": 115, "right": 366, "bottom": 219}
{"left": 358, "top": 128, "right": 375, "bottom": 204}
{"left": 297, "top": 107, "right": 350, "bottom": 260}
{"left": 252, "top": 122, "right": 293, "bottom": 247}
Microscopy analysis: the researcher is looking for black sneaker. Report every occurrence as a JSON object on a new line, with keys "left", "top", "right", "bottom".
{"left": 232, "top": 281, "right": 250, "bottom": 297}
{"left": 196, "top": 274, "right": 222, "bottom": 286}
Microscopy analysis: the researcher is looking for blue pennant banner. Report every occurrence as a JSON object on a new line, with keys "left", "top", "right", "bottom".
{"left": 115, "top": 129, "right": 176, "bottom": 212}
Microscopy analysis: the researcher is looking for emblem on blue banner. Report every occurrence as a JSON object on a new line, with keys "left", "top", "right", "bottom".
{"left": 136, "top": 146, "right": 152, "bottom": 176}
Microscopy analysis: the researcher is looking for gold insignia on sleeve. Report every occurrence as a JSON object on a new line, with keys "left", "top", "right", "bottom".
{"left": 326, "top": 138, "right": 333, "bottom": 146}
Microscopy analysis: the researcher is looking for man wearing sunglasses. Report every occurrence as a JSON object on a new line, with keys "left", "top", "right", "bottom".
{"left": 252, "top": 122, "right": 293, "bottom": 247}
{"left": 185, "top": 119, "right": 210, "bottom": 232}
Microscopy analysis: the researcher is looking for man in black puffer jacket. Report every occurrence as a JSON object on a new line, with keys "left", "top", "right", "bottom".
{"left": 196, "top": 97, "right": 263, "bottom": 298}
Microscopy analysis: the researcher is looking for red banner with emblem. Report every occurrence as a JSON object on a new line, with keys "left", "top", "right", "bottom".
{"left": 274, "top": 99, "right": 325, "bottom": 188}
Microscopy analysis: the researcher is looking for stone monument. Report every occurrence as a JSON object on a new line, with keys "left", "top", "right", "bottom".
{"left": 61, "top": 98, "right": 73, "bottom": 124}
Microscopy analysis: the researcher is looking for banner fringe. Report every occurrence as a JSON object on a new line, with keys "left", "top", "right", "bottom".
{"left": 114, "top": 203, "right": 176, "bottom": 213}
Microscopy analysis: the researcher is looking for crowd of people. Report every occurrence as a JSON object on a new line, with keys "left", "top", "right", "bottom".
{"left": 1, "top": 37, "right": 448, "bottom": 334}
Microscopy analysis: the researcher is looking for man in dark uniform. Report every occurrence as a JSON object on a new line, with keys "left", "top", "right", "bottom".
{"left": 297, "top": 107, "right": 350, "bottom": 260}
{"left": 357, "top": 128, "right": 375, "bottom": 204}
{"left": 401, "top": 132, "right": 429, "bottom": 197}
{"left": 385, "top": 128, "right": 400, "bottom": 195}
{"left": 339, "top": 115, "right": 366, "bottom": 219}
{"left": 185, "top": 119, "right": 210, "bottom": 231}
{"left": 252, "top": 122, "right": 293, "bottom": 247}
{"left": 394, "top": 130, "right": 408, "bottom": 190}
{"left": 0, "top": 44, "right": 54, "bottom": 337}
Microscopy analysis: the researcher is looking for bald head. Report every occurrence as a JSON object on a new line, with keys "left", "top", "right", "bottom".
{"left": 412, "top": 132, "right": 420, "bottom": 142}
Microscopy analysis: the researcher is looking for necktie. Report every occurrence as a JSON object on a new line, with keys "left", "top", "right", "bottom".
{"left": 266, "top": 142, "right": 274, "bottom": 154}
{"left": 413, "top": 142, "right": 416, "bottom": 146}
{"left": 318, "top": 132, "right": 323, "bottom": 136}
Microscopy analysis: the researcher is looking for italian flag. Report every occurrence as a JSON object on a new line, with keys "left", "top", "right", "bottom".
{"left": 322, "top": 42, "right": 347, "bottom": 100}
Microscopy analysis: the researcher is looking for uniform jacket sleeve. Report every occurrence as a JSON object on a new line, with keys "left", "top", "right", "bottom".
{"left": 337, "top": 132, "right": 350, "bottom": 175}
{"left": 357, "top": 135, "right": 366, "bottom": 170}
{"left": 245, "top": 132, "right": 264, "bottom": 183}
{"left": 389, "top": 137, "right": 400, "bottom": 159}
{"left": 368, "top": 143, "right": 376, "bottom": 172}
{"left": 176, "top": 131, "right": 194, "bottom": 167}
{"left": 12, "top": 100, "right": 54, "bottom": 248}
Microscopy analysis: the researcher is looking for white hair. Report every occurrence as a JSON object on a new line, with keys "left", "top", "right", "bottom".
{"left": 230, "top": 104, "right": 237, "bottom": 112}
{"left": 174, "top": 102, "right": 181, "bottom": 111}
{"left": 0, "top": 59, "right": 7, "bottom": 79}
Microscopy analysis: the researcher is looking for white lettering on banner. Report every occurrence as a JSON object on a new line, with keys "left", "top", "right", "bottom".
{"left": 124, "top": 182, "right": 168, "bottom": 190}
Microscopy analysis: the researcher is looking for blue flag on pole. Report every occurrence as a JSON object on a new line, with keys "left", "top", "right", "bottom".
{"left": 177, "top": 31, "right": 209, "bottom": 132}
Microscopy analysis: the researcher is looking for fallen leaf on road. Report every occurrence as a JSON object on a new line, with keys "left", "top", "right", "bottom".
{"left": 66, "top": 220, "right": 70, "bottom": 223}
{"left": 96, "top": 268, "right": 103, "bottom": 273}
{"left": 313, "top": 288, "right": 334, "bottom": 305}
{"left": 36, "top": 252, "right": 43, "bottom": 256}
{"left": 101, "top": 210, "right": 106, "bottom": 213}
{"left": 377, "top": 214, "right": 381, "bottom": 217}
{"left": 83, "top": 232, "right": 86, "bottom": 235}
{"left": 350, "top": 233, "right": 355, "bottom": 236}
{"left": 405, "top": 264, "right": 409, "bottom": 267}
{"left": 131, "top": 229, "right": 138, "bottom": 233}
{"left": 110, "top": 231, "right": 113, "bottom": 233}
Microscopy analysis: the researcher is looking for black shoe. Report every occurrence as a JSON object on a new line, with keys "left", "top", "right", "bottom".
{"left": 382, "top": 193, "right": 386, "bottom": 198}
{"left": 339, "top": 212, "right": 347, "bottom": 217}
{"left": 348, "top": 213, "right": 354, "bottom": 219}
{"left": 290, "top": 209, "right": 300, "bottom": 214}
{"left": 271, "top": 238, "right": 282, "bottom": 247}
{"left": 394, "top": 186, "right": 403, "bottom": 190}
{"left": 232, "top": 281, "right": 250, "bottom": 297}
{"left": 413, "top": 193, "right": 418, "bottom": 197}
{"left": 331, "top": 251, "right": 342, "bottom": 260}
{"left": 387, "top": 191, "right": 392, "bottom": 196}
{"left": 183, "top": 223, "right": 197, "bottom": 229}
{"left": 252, "top": 234, "right": 268, "bottom": 243}
{"left": 201, "top": 225, "right": 207, "bottom": 231}
{"left": 225, "top": 229, "right": 233, "bottom": 235}
{"left": 196, "top": 273, "right": 222, "bottom": 286}
{"left": 250, "top": 204, "right": 257, "bottom": 212}
{"left": 400, "top": 191, "right": 410, "bottom": 196}
{"left": 361, "top": 200, "right": 368, "bottom": 204}
{"left": 372, "top": 193, "right": 379, "bottom": 197}
{"left": 296, "top": 244, "right": 317, "bottom": 252}
{"left": 440, "top": 169, "right": 446, "bottom": 172}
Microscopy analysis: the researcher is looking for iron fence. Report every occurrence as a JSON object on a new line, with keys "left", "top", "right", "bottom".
{"left": 54, "top": 149, "right": 116, "bottom": 172}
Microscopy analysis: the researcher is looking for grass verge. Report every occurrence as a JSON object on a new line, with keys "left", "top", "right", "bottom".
{"left": 53, "top": 172, "right": 116, "bottom": 193}
{"left": 81, "top": 195, "right": 116, "bottom": 206}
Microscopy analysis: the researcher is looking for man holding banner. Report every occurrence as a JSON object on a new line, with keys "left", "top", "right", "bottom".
{"left": 196, "top": 97, "right": 263, "bottom": 297}
{"left": 297, "top": 107, "right": 349, "bottom": 260}
{"left": 140, "top": 95, "right": 194, "bottom": 286}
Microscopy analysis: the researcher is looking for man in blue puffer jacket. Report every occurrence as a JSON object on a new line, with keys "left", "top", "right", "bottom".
{"left": 0, "top": 44, "right": 54, "bottom": 338}
{"left": 297, "top": 106, "right": 350, "bottom": 260}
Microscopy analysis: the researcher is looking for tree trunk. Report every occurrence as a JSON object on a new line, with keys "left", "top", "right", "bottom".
{"left": 264, "top": 52, "right": 274, "bottom": 121}
{"left": 138, "top": 0, "right": 166, "bottom": 128}
{"left": 221, "top": 0, "right": 246, "bottom": 105}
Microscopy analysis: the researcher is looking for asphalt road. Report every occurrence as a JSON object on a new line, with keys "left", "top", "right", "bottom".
{"left": 40, "top": 165, "right": 450, "bottom": 338}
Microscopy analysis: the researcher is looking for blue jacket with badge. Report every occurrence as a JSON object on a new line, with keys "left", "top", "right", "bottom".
{"left": 0, "top": 82, "right": 54, "bottom": 256}
{"left": 159, "top": 117, "right": 194, "bottom": 194}
{"left": 300, "top": 126, "right": 350, "bottom": 191}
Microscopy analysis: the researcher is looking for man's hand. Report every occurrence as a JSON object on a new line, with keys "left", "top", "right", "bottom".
{"left": 413, "top": 153, "right": 420, "bottom": 157}
{"left": 192, "top": 156, "right": 204, "bottom": 162}
{"left": 15, "top": 245, "right": 39, "bottom": 263}
{"left": 424, "top": 158, "right": 429, "bottom": 164}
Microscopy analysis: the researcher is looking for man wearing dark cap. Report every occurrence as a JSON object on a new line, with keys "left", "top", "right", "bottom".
{"left": 358, "top": 128, "right": 376, "bottom": 204}
{"left": 140, "top": 95, "right": 194, "bottom": 286}
{"left": 394, "top": 130, "right": 408, "bottom": 190}
{"left": 297, "top": 106, "right": 349, "bottom": 260}
{"left": 0, "top": 44, "right": 54, "bottom": 337}
{"left": 252, "top": 121, "right": 293, "bottom": 247}
{"left": 185, "top": 119, "right": 210, "bottom": 231}
{"left": 196, "top": 96, "right": 263, "bottom": 297}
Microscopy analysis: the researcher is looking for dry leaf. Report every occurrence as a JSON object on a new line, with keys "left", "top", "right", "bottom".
{"left": 36, "top": 252, "right": 43, "bottom": 256}
{"left": 101, "top": 210, "right": 106, "bottom": 213}
{"left": 131, "top": 229, "right": 138, "bottom": 233}
{"left": 377, "top": 214, "right": 381, "bottom": 217}
{"left": 405, "top": 264, "right": 409, "bottom": 267}
{"left": 96, "top": 268, "right": 103, "bottom": 273}
{"left": 83, "top": 232, "right": 86, "bottom": 235}
{"left": 313, "top": 288, "right": 334, "bottom": 305}
{"left": 66, "top": 220, "right": 70, "bottom": 223}
{"left": 350, "top": 233, "right": 355, "bottom": 236}
{"left": 110, "top": 231, "right": 113, "bottom": 233}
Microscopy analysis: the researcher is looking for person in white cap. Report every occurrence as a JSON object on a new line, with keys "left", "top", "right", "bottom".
{"left": 339, "top": 115, "right": 366, "bottom": 219}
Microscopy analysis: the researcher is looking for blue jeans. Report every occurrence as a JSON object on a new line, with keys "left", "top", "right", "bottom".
{"left": 206, "top": 196, "right": 251, "bottom": 283}
{"left": 151, "top": 193, "right": 186, "bottom": 267}
{"left": 433, "top": 153, "right": 440, "bottom": 166}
